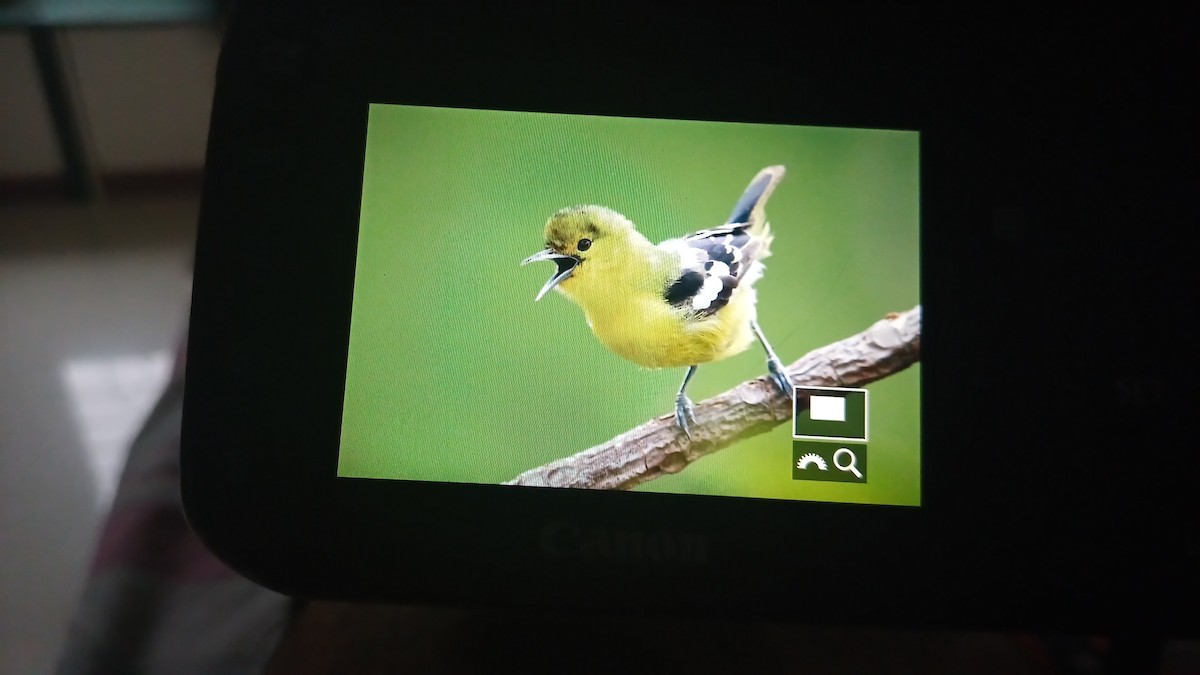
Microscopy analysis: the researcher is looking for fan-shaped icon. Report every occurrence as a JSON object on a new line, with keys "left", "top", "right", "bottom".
{"left": 796, "top": 453, "right": 828, "bottom": 471}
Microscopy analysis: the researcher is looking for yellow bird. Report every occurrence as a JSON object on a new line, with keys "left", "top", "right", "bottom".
{"left": 521, "top": 166, "right": 793, "bottom": 436}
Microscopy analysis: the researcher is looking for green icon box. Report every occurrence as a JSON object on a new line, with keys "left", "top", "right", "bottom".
{"left": 793, "top": 441, "right": 868, "bottom": 483}
{"left": 792, "top": 386, "right": 868, "bottom": 442}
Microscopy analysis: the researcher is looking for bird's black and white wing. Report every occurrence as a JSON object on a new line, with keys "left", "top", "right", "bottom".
{"left": 662, "top": 224, "right": 765, "bottom": 317}
{"left": 661, "top": 165, "right": 784, "bottom": 317}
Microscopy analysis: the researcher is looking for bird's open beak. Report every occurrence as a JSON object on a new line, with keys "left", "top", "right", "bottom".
{"left": 521, "top": 249, "right": 579, "bottom": 301}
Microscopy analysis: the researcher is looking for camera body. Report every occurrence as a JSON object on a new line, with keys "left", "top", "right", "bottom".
{"left": 182, "top": 3, "right": 1196, "bottom": 633}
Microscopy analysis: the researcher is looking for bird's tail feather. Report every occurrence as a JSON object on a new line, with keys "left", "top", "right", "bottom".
{"left": 726, "top": 165, "right": 786, "bottom": 236}
{"left": 727, "top": 165, "right": 784, "bottom": 260}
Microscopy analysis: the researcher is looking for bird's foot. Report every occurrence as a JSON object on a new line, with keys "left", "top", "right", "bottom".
{"left": 767, "top": 358, "right": 794, "bottom": 399}
{"left": 674, "top": 393, "right": 696, "bottom": 439}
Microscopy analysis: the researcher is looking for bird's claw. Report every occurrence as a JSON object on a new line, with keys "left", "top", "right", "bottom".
{"left": 674, "top": 394, "right": 696, "bottom": 439}
{"left": 767, "top": 358, "right": 794, "bottom": 399}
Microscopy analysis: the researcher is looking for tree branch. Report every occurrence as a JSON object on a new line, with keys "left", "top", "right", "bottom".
{"left": 506, "top": 305, "right": 921, "bottom": 490}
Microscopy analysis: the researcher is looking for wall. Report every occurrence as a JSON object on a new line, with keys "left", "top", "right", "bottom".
{"left": 0, "top": 25, "right": 220, "bottom": 179}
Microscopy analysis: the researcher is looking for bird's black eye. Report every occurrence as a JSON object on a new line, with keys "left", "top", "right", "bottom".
{"left": 577, "top": 238, "right": 592, "bottom": 252}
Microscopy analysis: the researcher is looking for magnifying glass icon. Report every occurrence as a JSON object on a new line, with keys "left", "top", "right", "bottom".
{"left": 834, "top": 448, "right": 863, "bottom": 479}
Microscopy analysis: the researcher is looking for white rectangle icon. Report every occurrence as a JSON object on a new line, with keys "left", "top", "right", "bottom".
{"left": 809, "top": 395, "right": 846, "bottom": 422}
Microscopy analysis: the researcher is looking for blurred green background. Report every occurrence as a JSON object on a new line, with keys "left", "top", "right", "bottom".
{"left": 338, "top": 104, "right": 921, "bottom": 506}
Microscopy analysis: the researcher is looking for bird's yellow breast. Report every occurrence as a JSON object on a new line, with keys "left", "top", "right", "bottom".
{"left": 567, "top": 284, "right": 758, "bottom": 369}
{"left": 550, "top": 232, "right": 759, "bottom": 369}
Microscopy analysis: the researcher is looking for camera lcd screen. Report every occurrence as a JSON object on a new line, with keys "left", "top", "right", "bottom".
{"left": 337, "top": 103, "right": 921, "bottom": 506}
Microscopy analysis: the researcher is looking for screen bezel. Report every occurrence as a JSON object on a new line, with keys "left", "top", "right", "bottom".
{"left": 181, "top": 3, "right": 1195, "bottom": 633}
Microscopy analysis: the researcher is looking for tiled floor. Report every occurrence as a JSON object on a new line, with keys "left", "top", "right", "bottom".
{"left": 0, "top": 192, "right": 198, "bottom": 675}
